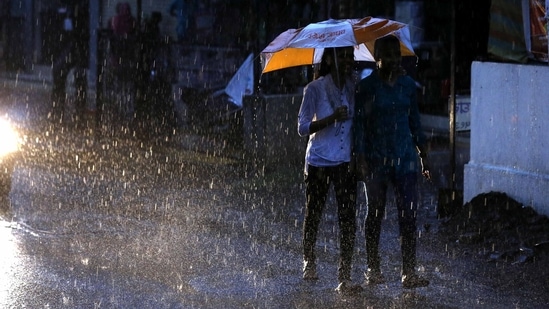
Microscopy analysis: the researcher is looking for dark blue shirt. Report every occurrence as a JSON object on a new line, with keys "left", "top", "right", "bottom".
{"left": 354, "top": 72, "right": 426, "bottom": 176}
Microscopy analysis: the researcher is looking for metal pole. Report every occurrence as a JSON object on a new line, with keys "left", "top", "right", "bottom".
{"left": 89, "top": 0, "right": 98, "bottom": 113}
{"left": 449, "top": 0, "right": 456, "bottom": 191}
{"left": 137, "top": 0, "right": 142, "bottom": 28}
{"left": 546, "top": 0, "right": 549, "bottom": 61}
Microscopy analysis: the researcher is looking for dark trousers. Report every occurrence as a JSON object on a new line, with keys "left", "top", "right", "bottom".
{"left": 303, "top": 163, "right": 357, "bottom": 281}
{"left": 364, "top": 171, "right": 419, "bottom": 276}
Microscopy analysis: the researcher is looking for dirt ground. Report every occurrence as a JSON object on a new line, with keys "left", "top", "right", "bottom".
{"left": 436, "top": 191, "right": 549, "bottom": 306}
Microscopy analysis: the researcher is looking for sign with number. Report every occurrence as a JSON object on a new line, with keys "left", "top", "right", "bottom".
{"left": 455, "top": 95, "right": 471, "bottom": 132}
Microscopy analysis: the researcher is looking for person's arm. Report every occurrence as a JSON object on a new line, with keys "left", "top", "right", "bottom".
{"left": 407, "top": 78, "right": 431, "bottom": 180}
{"left": 416, "top": 145, "right": 431, "bottom": 180}
{"left": 309, "top": 106, "right": 347, "bottom": 134}
{"left": 298, "top": 82, "right": 347, "bottom": 137}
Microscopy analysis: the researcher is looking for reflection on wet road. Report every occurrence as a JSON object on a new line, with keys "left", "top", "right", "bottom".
{"left": 0, "top": 81, "right": 547, "bottom": 308}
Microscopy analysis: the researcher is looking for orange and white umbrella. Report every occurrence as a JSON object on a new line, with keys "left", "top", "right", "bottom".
{"left": 260, "top": 17, "right": 415, "bottom": 73}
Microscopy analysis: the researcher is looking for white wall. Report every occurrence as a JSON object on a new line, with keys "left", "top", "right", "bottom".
{"left": 465, "top": 61, "right": 549, "bottom": 216}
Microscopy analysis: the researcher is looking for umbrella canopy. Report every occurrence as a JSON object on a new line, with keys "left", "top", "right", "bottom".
{"left": 260, "top": 17, "right": 415, "bottom": 73}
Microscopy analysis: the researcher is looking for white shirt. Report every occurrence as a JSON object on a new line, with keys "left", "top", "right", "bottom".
{"left": 297, "top": 74, "right": 355, "bottom": 171}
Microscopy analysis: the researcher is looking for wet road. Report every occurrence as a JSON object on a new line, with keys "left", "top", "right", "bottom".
{"left": 1, "top": 80, "right": 547, "bottom": 308}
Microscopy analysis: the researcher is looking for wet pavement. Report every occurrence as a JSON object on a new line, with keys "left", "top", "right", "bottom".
{"left": 0, "top": 76, "right": 548, "bottom": 308}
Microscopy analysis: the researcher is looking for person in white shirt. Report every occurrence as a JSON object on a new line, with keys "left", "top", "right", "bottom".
{"left": 297, "top": 46, "right": 361, "bottom": 294}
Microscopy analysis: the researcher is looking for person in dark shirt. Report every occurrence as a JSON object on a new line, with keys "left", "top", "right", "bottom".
{"left": 107, "top": 1, "right": 138, "bottom": 121}
{"left": 168, "top": 0, "right": 191, "bottom": 42}
{"left": 354, "top": 35, "right": 431, "bottom": 289}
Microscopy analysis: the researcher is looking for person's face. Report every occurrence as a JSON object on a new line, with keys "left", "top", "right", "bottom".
{"left": 376, "top": 42, "right": 401, "bottom": 72}
{"left": 332, "top": 47, "right": 355, "bottom": 76}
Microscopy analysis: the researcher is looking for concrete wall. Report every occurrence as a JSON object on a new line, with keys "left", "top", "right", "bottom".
{"left": 465, "top": 61, "right": 549, "bottom": 216}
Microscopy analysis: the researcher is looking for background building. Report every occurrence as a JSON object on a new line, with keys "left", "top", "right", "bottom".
{"left": 0, "top": 0, "right": 491, "bottom": 116}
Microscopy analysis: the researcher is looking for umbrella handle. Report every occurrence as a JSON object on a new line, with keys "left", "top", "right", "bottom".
{"left": 332, "top": 48, "right": 341, "bottom": 87}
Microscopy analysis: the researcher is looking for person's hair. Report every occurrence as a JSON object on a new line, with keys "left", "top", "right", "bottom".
{"left": 151, "top": 11, "right": 162, "bottom": 23}
{"left": 373, "top": 35, "right": 401, "bottom": 60}
{"left": 316, "top": 48, "right": 335, "bottom": 78}
{"left": 315, "top": 47, "right": 354, "bottom": 79}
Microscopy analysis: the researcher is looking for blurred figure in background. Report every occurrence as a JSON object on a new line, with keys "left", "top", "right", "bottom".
{"left": 168, "top": 0, "right": 193, "bottom": 42}
{"left": 50, "top": 0, "right": 89, "bottom": 125}
{"left": 139, "top": 11, "right": 175, "bottom": 129}
{"left": 108, "top": 1, "right": 137, "bottom": 67}
{"left": 141, "top": 11, "right": 163, "bottom": 75}
{"left": 107, "top": 1, "right": 138, "bottom": 121}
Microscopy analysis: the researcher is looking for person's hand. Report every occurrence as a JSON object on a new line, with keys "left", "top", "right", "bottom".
{"left": 334, "top": 106, "right": 348, "bottom": 121}
{"left": 420, "top": 156, "right": 431, "bottom": 181}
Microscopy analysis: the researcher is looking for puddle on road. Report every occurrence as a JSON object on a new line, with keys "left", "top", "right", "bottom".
{"left": 189, "top": 270, "right": 302, "bottom": 298}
